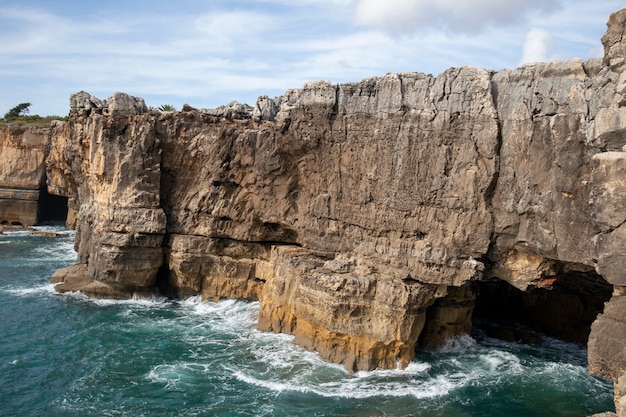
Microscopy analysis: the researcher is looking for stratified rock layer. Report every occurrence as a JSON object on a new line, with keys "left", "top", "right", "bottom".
{"left": 40, "top": 8, "right": 626, "bottom": 416}
{"left": 0, "top": 126, "right": 50, "bottom": 226}
{"left": 48, "top": 99, "right": 166, "bottom": 296}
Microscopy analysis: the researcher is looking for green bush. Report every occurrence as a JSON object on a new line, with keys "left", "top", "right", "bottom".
{"left": 3, "top": 103, "right": 31, "bottom": 121}
{"left": 1, "top": 102, "right": 68, "bottom": 126}
{"left": 158, "top": 104, "right": 176, "bottom": 112}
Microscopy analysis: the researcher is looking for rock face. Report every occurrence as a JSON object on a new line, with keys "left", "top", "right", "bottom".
{"left": 48, "top": 93, "right": 165, "bottom": 297}
{"left": 38, "top": 8, "right": 626, "bottom": 415}
{"left": 0, "top": 125, "right": 60, "bottom": 226}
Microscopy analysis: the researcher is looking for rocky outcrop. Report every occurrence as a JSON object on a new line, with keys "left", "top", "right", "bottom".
{"left": 48, "top": 94, "right": 165, "bottom": 297}
{"left": 40, "top": 7, "right": 626, "bottom": 415}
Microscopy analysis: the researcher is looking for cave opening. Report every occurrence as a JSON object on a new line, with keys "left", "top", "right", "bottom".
{"left": 472, "top": 270, "right": 613, "bottom": 345}
{"left": 37, "top": 187, "right": 69, "bottom": 224}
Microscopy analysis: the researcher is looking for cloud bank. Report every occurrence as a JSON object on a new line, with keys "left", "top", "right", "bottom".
{"left": 353, "top": 0, "right": 561, "bottom": 34}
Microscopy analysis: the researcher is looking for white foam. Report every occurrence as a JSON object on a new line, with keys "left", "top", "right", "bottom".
{"left": 146, "top": 362, "right": 213, "bottom": 389}
{"left": 226, "top": 326, "right": 471, "bottom": 401}
{"left": 1, "top": 230, "right": 31, "bottom": 237}
{"left": 30, "top": 230, "right": 77, "bottom": 260}
{"left": 354, "top": 360, "right": 432, "bottom": 378}
{"left": 175, "top": 299, "right": 260, "bottom": 338}
{"left": 32, "top": 240, "right": 77, "bottom": 262}
{"left": 436, "top": 334, "right": 478, "bottom": 353}
{"left": 3, "top": 283, "right": 58, "bottom": 296}
{"left": 478, "top": 350, "right": 524, "bottom": 374}
{"left": 177, "top": 294, "right": 203, "bottom": 306}
{"left": 231, "top": 370, "right": 313, "bottom": 394}
{"left": 89, "top": 294, "right": 169, "bottom": 307}
{"left": 231, "top": 366, "right": 462, "bottom": 400}
{"left": 3, "top": 226, "right": 73, "bottom": 240}
{"left": 146, "top": 364, "right": 183, "bottom": 388}
{"left": 244, "top": 330, "right": 319, "bottom": 371}
{"left": 31, "top": 225, "right": 74, "bottom": 235}
{"left": 181, "top": 297, "right": 254, "bottom": 316}
{"left": 538, "top": 361, "right": 589, "bottom": 384}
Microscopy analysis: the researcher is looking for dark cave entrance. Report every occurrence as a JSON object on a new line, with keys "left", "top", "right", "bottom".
{"left": 37, "top": 186, "right": 69, "bottom": 224}
{"left": 472, "top": 270, "right": 613, "bottom": 345}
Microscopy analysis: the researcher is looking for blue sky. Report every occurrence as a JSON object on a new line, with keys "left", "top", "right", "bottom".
{"left": 1, "top": 0, "right": 625, "bottom": 116}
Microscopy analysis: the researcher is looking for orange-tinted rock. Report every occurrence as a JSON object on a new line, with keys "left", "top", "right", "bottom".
{"left": 0, "top": 125, "right": 49, "bottom": 226}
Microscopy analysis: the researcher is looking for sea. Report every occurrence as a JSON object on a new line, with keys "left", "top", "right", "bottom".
{"left": 0, "top": 224, "right": 616, "bottom": 417}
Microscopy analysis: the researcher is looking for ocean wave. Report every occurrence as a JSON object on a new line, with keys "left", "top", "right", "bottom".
{"left": 31, "top": 224, "right": 75, "bottom": 235}
{"left": 1, "top": 226, "right": 74, "bottom": 239}
{"left": 231, "top": 371, "right": 314, "bottom": 394}
{"left": 230, "top": 363, "right": 460, "bottom": 400}
{"left": 32, "top": 239, "right": 77, "bottom": 263}
{"left": 225, "top": 324, "right": 466, "bottom": 400}
{"left": 177, "top": 296, "right": 258, "bottom": 318}
{"left": 0, "top": 230, "right": 32, "bottom": 237}
{"left": 174, "top": 298, "right": 260, "bottom": 337}
{"left": 88, "top": 294, "right": 170, "bottom": 307}
{"left": 226, "top": 344, "right": 525, "bottom": 400}
{"left": 540, "top": 361, "right": 587, "bottom": 378}
{"left": 145, "top": 362, "right": 212, "bottom": 389}
{"left": 0, "top": 226, "right": 77, "bottom": 266}
{"left": 477, "top": 349, "right": 524, "bottom": 374}
{"left": 435, "top": 334, "right": 478, "bottom": 353}
{"left": 535, "top": 361, "right": 610, "bottom": 393}
{"left": 3, "top": 283, "right": 58, "bottom": 296}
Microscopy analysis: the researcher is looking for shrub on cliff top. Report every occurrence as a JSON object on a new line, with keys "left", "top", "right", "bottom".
{"left": 1, "top": 102, "right": 68, "bottom": 126}
{"left": 158, "top": 104, "right": 176, "bottom": 112}
{"left": 3, "top": 103, "right": 31, "bottom": 121}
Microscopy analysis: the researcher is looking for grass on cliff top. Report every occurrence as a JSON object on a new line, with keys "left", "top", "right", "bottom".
{"left": 0, "top": 115, "right": 68, "bottom": 127}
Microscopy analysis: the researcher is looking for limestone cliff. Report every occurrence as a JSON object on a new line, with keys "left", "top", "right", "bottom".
{"left": 35, "top": 7, "right": 626, "bottom": 415}
{"left": 0, "top": 124, "right": 67, "bottom": 226}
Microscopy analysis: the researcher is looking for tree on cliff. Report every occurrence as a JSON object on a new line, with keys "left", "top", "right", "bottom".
{"left": 3, "top": 103, "right": 31, "bottom": 121}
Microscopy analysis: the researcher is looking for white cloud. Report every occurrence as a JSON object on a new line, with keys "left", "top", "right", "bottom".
{"left": 194, "top": 10, "right": 274, "bottom": 44}
{"left": 352, "top": 0, "right": 561, "bottom": 34}
{"left": 520, "top": 28, "right": 554, "bottom": 64}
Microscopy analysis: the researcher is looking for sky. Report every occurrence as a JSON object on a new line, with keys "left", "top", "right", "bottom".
{"left": 1, "top": 0, "right": 625, "bottom": 117}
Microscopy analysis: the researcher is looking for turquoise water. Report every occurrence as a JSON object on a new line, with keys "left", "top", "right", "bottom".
{"left": 0, "top": 225, "right": 615, "bottom": 417}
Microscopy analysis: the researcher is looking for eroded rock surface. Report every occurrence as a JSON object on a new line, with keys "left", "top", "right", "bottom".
{"left": 0, "top": 125, "right": 51, "bottom": 226}
{"left": 38, "top": 8, "right": 626, "bottom": 415}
